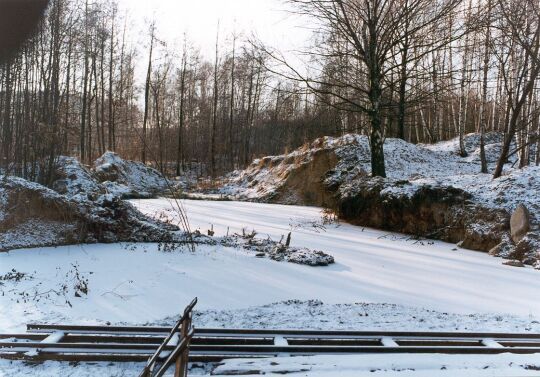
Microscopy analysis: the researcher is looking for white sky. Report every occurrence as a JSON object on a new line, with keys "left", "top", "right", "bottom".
{"left": 116, "top": 0, "right": 312, "bottom": 58}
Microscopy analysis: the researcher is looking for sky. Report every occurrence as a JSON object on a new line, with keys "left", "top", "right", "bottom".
{"left": 115, "top": 0, "right": 312, "bottom": 58}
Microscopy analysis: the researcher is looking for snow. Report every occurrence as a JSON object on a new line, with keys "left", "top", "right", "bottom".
{"left": 211, "top": 354, "right": 540, "bottom": 376}
{"left": 219, "top": 133, "right": 540, "bottom": 220}
{"left": 52, "top": 156, "right": 104, "bottom": 202}
{"left": 1, "top": 199, "right": 540, "bottom": 376}
{"left": 134, "top": 199, "right": 540, "bottom": 317}
{"left": 94, "top": 152, "right": 172, "bottom": 198}
{"left": 1, "top": 353, "right": 537, "bottom": 377}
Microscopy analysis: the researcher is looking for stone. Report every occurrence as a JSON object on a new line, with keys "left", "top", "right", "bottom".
{"left": 512, "top": 233, "right": 540, "bottom": 263}
{"left": 510, "top": 204, "right": 530, "bottom": 243}
{"left": 503, "top": 260, "right": 525, "bottom": 268}
{"left": 488, "top": 233, "right": 514, "bottom": 257}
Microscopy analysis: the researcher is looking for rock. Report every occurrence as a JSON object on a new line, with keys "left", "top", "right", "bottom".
{"left": 510, "top": 204, "right": 530, "bottom": 243}
{"left": 510, "top": 233, "right": 540, "bottom": 264}
{"left": 488, "top": 233, "right": 514, "bottom": 257}
{"left": 502, "top": 260, "right": 525, "bottom": 268}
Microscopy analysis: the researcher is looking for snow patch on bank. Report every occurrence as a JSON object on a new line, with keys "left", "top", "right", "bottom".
{"left": 94, "top": 152, "right": 173, "bottom": 198}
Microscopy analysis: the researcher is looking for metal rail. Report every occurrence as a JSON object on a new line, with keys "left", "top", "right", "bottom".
{"left": 1, "top": 325, "right": 539, "bottom": 363}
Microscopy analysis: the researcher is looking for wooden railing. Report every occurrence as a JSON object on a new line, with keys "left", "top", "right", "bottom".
{"left": 138, "top": 297, "right": 197, "bottom": 377}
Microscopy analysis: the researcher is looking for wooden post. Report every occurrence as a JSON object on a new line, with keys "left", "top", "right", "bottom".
{"left": 174, "top": 313, "right": 191, "bottom": 377}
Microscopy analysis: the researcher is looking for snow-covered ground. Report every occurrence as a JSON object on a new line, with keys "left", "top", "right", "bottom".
{"left": 1, "top": 199, "right": 540, "bottom": 376}
{"left": 135, "top": 199, "right": 540, "bottom": 316}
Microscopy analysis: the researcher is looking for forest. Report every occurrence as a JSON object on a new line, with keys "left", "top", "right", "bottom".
{"left": 2, "top": 2, "right": 540, "bottom": 376}
{"left": 0, "top": 0, "right": 539, "bottom": 182}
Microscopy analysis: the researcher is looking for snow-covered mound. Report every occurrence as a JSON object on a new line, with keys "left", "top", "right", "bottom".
{"left": 94, "top": 152, "right": 172, "bottom": 198}
{"left": 50, "top": 153, "right": 176, "bottom": 200}
{"left": 221, "top": 132, "right": 538, "bottom": 215}
{"left": 0, "top": 175, "right": 185, "bottom": 252}
{"left": 52, "top": 156, "right": 105, "bottom": 201}
{"left": 219, "top": 233, "right": 335, "bottom": 267}
{"left": 218, "top": 133, "right": 540, "bottom": 267}
{"left": 222, "top": 132, "right": 521, "bottom": 203}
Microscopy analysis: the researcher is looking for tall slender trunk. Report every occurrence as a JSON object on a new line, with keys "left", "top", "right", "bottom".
{"left": 478, "top": 0, "right": 491, "bottom": 174}
{"left": 210, "top": 26, "right": 219, "bottom": 177}
{"left": 142, "top": 26, "right": 154, "bottom": 164}
{"left": 176, "top": 49, "right": 187, "bottom": 176}
{"left": 108, "top": 7, "right": 115, "bottom": 151}
{"left": 229, "top": 35, "right": 236, "bottom": 168}
{"left": 80, "top": 0, "right": 90, "bottom": 163}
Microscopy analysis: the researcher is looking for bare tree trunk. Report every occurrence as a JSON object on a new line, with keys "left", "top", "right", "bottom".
{"left": 142, "top": 24, "right": 154, "bottom": 164}
{"left": 80, "top": 0, "right": 90, "bottom": 163}
{"left": 176, "top": 44, "right": 187, "bottom": 176}
{"left": 478, "top": 0, "right": 491, "bottom": 173}
{"left": 210, "top": 26, "right": 219, "bottom": 177}
{"left": 229, "top": 33, "right": 236, "bottom": 169}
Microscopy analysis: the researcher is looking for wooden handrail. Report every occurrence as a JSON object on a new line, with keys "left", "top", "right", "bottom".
{"left": 154, "top": 329, "right": 194, "bottom": 377}
{"left": 138, "top": 297, "right": 197, "bottom": 377}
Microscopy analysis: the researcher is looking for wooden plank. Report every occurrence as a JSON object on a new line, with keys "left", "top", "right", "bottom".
{"left": 0, "top": 334, "right": 46, "bottom": 341}
{"left": 26, "top": 325, "right": 540, "bottom": 340}
{"left": 0, "top": 351, "right": 274, "bottom": 363}
{"left": 286, "top": 338, "right": 381, "bottom": 346}
{"left": 0, "top": 341, "right": 177, "bottom": 351}
{"left": 3, "top": 342, "right": 540, "bottom": 355}
{"left": 60, "top": 334, "right": 273, "bottom": 345}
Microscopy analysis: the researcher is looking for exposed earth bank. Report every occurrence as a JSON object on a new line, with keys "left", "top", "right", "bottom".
{"left": 0, "top": 154, "right": 333, "bottom": 266}
{"left": 218, "top": 133, "right": 540, "bottom": 268}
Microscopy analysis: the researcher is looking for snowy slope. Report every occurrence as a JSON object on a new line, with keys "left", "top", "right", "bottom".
{"left": 219, "top": 133, "right": 540, "bottom": 218}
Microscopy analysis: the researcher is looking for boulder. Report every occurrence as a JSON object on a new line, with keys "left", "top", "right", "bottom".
{"left": 511, "top": 233, "right": 540, "bottom": 265}
{"left": 510, "top": 204, "right": 530, "bottom": 243}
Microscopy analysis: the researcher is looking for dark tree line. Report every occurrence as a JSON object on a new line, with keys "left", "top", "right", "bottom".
{"left": 1, "top": 0, "right": 539, "bottom": 183}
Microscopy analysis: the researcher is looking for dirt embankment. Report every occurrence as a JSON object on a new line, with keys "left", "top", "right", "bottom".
{"left": 0, "top": 175, "right": 184, "bottom": 252}
{"left": 335, "top": 179, "right": 510, "bottom": 252}
{"left": 266, "top": 148, "right": 339, "bottom": 207}
{"left": 221, "top": 133, "right": 540, "bottom": 268}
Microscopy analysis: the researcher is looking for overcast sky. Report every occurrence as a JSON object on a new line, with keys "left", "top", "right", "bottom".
{"left": 115, "top": 0, "right": 311, "bottom": 58}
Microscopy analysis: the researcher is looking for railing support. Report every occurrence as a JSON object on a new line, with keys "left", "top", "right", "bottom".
{"left": 138, "top": 297, "right": 197, "bottom": 377}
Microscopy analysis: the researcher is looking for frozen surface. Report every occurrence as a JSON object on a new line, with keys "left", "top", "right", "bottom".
{"left": 134, "top": 199, "right": 540, "bottom": 317}
{"left": 1, "top": 199, "right": 540, "bottom": 376}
